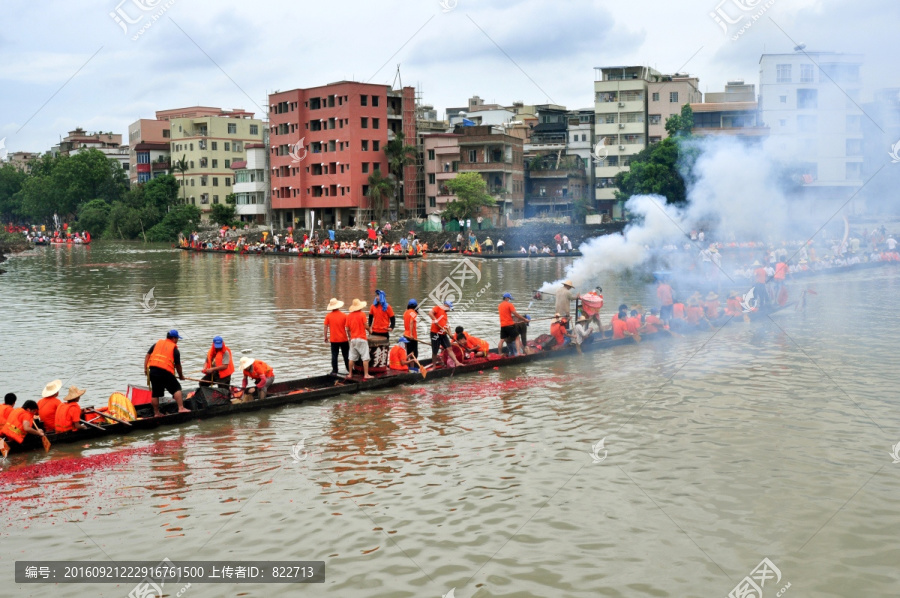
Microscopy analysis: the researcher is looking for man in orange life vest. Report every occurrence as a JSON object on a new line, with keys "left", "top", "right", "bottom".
{"left": 643, "top": 309, "right": 664, "bottom": 333}
{"left": 388, "top": 337, "right": 416, "bottom": 372}
{"left": 239, "top": 356, "right": 275, "bottom": 401}
{"left": 656, "top": 277, "right": 674, "bottom": 322}
{"left": 37, "top": 379, "right": 63, "bottom": 433}
{"left": 201, "top": 336, "right": 234, "bottom": 390}
{"left": 55, "top": 386, "right": 87, "bottom": 434}
{"left": 611, "top": 305, "right": 632, "bottom": 340}
{"left": 498, "top": 293, "right": 527, "bottom": 356}
{"left": 429, "top": 300, "right": 457, "bottom": 367}
{"left": 0, "top": 393, "right": 16, "bottom": 426}
{"left": 368, "top": 290, "right": 396, "bottom": 343}
{"left": 752, "top": 261, "right": 769, "bottom": 308}
{"left": 403, "top": 300, "right": 420, "bottom": 359}
{"left": 453, "top": 326, "right": 490, "bottom": 358}
{"left": 0, "top": 400, "right": 44, "bottom": 457}
{"left": 144, "top": 330, "right": 189, "bottom": 417}
{"left": 346, "top": 298, "right": 374, "bottom": 380}
{"left": 324, "top": 298, "right": 350, "bottom": 376}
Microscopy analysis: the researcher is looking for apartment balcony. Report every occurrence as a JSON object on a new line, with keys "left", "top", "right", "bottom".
{"left": 524, "top": 141, "right": 567, "bottom": 152}
{"left": 151, "top": 161, "right": 170, "bottom": 171}
{"left": 527, "top": 169, "right": 580, "bottom": 179}
{"left": 595, "top": 100, "right": 644, "bottom": 114}
{"left": 234, "top": 181, "right": 268, "bottom": 194}
{"left": 387, "top": 108, "right": 402, "bottom": 119}
{"left": 236, "top": 203, "right": 268, "bottom": 216}
{"left": 458, "top": 161, "right": 514, "bottom": 172}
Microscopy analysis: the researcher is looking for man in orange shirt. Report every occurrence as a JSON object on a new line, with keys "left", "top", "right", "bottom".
{"left": 388, "top": 337, "right": 415, "bottom": 372}
{"left": 201, "top": 336, "right": 234, "bottom": 390}
{"left": 657, "top": 277, "right": 674, "bottom": 322}
{"left": 144, "top": 330, "right": 189, "bottom": 417}
{"left": 548, "top": 315, "right": 572, "bottom": 349}
{"left": 239, "top": 357, "right": 275, "bottom": 401}
{"left": 611, "top": 305, "right": 633, "bottom": 340}
{"left": 752, "top": 261, "right": 768, "bottom": 308}
{"left": 429, "top": 300, "right": 456, "bottom": 367}
{"left": 403, "top": 299, "right": 420, "bottom": 359}
{"left": 324, "top": 298, "right": 350, "bottom": 375}
{"left": 55, "top": 387, "right": 87, "bottom": 434}
{"left": 368, "top": 290, "right": 396, "bottom": 343}
{"left": 453, "top": 326, "right": 490, "bottom": 358}
{"left": 37, "top": 379, "right": 63, "bottom": 433}
{"left": 346, "top": 298, "right": 374, "bottom": 380}
{"left": 625, "top": 310, "right": 643, "bottom": 335}
{"left": 0, "top": 400, "right": 44, "bottom": 457}
{"left": 643, "top": 309, "right": 664, "bottom": 333}
{"left": 498, "top": 293, "right": 527, "bottom": 356}
{"left": 0, "top": 393, "right": 16, "bottom": 426}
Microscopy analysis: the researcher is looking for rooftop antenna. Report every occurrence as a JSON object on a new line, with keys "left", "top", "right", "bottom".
{"left": 392, "top": 64, "right": 402, "bottom": 91}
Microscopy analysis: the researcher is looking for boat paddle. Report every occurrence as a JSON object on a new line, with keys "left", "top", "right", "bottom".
{"left": 42, "top": 435, "right": 51, "bottom": 453}
{"left": 84, "top": 407, "right": 133, "bottom": 426}
{"left": 79, "top": 419, "right": 106, "bottom": 431}
{"left": 411, "top": 356, "right": 427, "bottom": 379}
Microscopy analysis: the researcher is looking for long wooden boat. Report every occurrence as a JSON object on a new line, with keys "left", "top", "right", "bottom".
{"left": 6, "top": 303, "right": 791, "bottom": 455}
{"left": 180, "top": 247, "right": 421, "bottom": 260}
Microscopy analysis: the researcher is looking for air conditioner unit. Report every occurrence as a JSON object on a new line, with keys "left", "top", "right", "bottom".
{"left": 618, "top": 145, "right": 626, "bottom": 150}
{"left": 618, "top": 102, "right": 625, "bottom": 107}
{"left": 618, "top": 124, "right": 626, "bottom": 129}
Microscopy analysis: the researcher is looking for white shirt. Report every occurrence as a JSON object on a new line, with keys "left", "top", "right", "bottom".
{"left": 888, "top": 238, "right": 897, "bottom": 250}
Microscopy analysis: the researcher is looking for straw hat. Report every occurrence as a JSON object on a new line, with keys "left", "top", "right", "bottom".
{"left": 327, "top": 298, "right": 344, "bottom": 311}
{"left": 239, "top": 356, "right": 255, "bottom": 371}
{"left": 706, "top": 291, "right": 719, "bottom": 300}
{"left": 348, "top": 298, "right": 367, "bottom": 312}
{"left": 63, "top": 386, "right": 86, "bottom": 402}
{"left": 42, "top": 379, "right": 62, "bottom": 398}
{"left": 562, "top": 280, "right": 574, "bottom": 288}
{"left": 577, "top": 315, "right": 591, "bottom": 323}
{"left": 752, "top": 260, "right": 762, "bottom": 266}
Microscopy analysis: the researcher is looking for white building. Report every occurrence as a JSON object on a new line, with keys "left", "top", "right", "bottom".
{"left": 231, "top": 142, "right": 270, "bottom": 224}
{"left": 69, "top": 145, "right": 130, "bottom": 176}
{"left": 758, "top": 51, "right": 864, "bottom": 197}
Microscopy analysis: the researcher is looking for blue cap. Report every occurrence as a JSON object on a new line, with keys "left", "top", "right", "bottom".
{"left": 408, "top": 299, "right": 418, "bottom": 307}
{"left": 398, "top": 336, "right": 409, "bottom": 344}
{"left": 444, "top": 300, "right": 454, "bottom": 310}
{"left": 167, "top": 329, "right": 180, "bottom": 339}
{"left": 503, "top": 292, "right": 513, "bottom": 300}
{"left": 213, "top": 336, "right": 224, "bottom": 348}
{"left": 525, "top": 315, "right": 531, "bottom": 321}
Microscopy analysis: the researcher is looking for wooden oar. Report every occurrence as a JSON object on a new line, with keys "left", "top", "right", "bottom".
{"left": 84, "top": 407, "right": 132, "bottom": 426}
{"left": 0, "top": 437, "right": 9, "bottom": 458}
{"left": 79, "top": 419, "right": 106, "bottom": 431}
{"left": 183, "top": 377, "right": 242, "bottom": 390}
{"left": 42, "top": 435, "right": 51, "bottom": 453}
{"left": 411, "top": 356, "right": 427, "bottom": 379}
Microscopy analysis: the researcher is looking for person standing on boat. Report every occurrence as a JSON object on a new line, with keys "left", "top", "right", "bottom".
{"left": 0, "top": 401, "right": 44, "bottom": 457}
{"left": 144, "top": 330, "right": 190, "bottom": 417}
{"left": 752, "top": 261, "right": 768, "bottom": 308}
{"left": 555, "top": 280, "right": 578, "bottom": 328}
{"left": 55, "top": 387, "right": 87, "bottom": 434}
{"left": 403, "top": 299, "right": 420, "bottom": 359}
{"left": 325, "top": 298, "right": 350, "bottom": 376}
{"left": 498, "top": 293, "right": 527, "bottom": 356}
{"left": 37, "top": 379, "right": 63, "bottom": 433}
{"left": 346, "top": 299, "right": 374, "bottom": 380}
{"left": 429, "top": 300, "right": 455, "bottom": 367}
{"left": 368, "top": 290, "right": 396, "bottom": 343}
{"left": 657, "top": 277, "right": 674, "bottom": 322}
{"left": 201, "top": 336, "right": 235, "bottom": 391}
{"left": 239, "top": 357, "right": 275, "bottom": 401}
{"left": 388, "top": 337, "right": 416, "bottom": 373}
{"left": 0, "top": 393, "right": 16, "bottom": 426}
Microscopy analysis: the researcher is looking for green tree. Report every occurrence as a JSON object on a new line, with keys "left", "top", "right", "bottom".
{"left": 146, "top": 205, "right": 202, "bottom": 242}
{"left": 210, "top": 202, "right": 237, "bottom": 226}
{"left": 366, "top": 170, "right": 395, "bottom": 223}
{"left": 442, "top": 172, "right": 496, "bottom": 221}
{"left": 76, "top": 199, "right": 111, "bottom": 236}
{"left": 614, "top": 138, "right": 689, "bottom": 204}
{"left": 0, "top": 163, "right": 27, "bottom": 220}
{"left": 384, "top": 131, "right": 418, "bottom": 217}
{"left": 664, "top": 104, "right": 694, "bottom": 138}
{"left": 173, "top": 155, "right": 189, "bottom": 204}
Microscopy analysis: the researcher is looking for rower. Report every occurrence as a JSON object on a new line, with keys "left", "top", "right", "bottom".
{"left": 0, "top": 400, "right": 44, "bottom": 457}
{"left": 643, "top": 309, "right": 664, "bottom": 333}
{"left": 752, "top": 261, "right": 768, "bottom": 307}
{"left": 657, "top": 277, "right": 674, "bottom": 322}
{"left": 572, "top": 315, "right": 594, "bottom": 352}
{"left": 325, "top": 298, "right": 350, "bottom": 376}
{"left": 37, "top": 379, "right": 63, "bottom": 433}
{"left": 403, "top": 299, "right": 420, "bottom": 359}
{"left": 388, "top": 337, "right": 416, "bottom": 373}
{"left": 429, "top": 300, "right": 457, "bottom": 367}
{"left": 453, "top": 326, "right": 490, "bottom": 358}
{"left": 201, "top": 336, "right": 235, "bottom": 391}
{"left": 704, "top": 292, "right": 720, "bottom": 320}
{"left": 0, "top": 393, "right": 15, "bottom": 426}
{"left": 368, "top": 290, "right": 395, "bottom": 343}
{"left": 611, "top": 305, "right": 631, "bottom": 340}
{"left": 145, "top": 330, "right": 190, "bottom": 417}
{"left": 555, "top": 280, "right": 578, "bottom": 326}
{"left": 239, "top": 356, "right": 275, "bottom": 401}
{"left": 685, "top": 298, "right": 705, "bottom": 325}
{"left": 346, "top": 298, "right": 374, "bottom": 379}
{"left": 625, "top": 310, "right": 642, "bottom": 335}
{"left": 55, "top": 386, "right": 87, "bottom": 433}
{"left": 498, "top": 292, "right": 527, "bottom": 356}
{"left": 548, "top": 315, "right": 572, "bottom": 349}
{"left": 725, "top": 291, "right": 742, "bottom": 317}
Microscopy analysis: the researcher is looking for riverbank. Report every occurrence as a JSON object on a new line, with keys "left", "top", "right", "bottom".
{"left": 0, "top": 233, "right": 29, "bottom": 274}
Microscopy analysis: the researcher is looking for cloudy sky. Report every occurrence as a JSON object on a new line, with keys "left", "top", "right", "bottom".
{"left": 1, "top": 0, "right": 897, "bottom": 153}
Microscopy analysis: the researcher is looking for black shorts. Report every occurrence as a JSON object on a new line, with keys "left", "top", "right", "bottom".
{"left": 660, "top": 304, "right": 673, "bottom": 320}
{"left": 500, "top": 325, "right": 519, "bottom": 341}
{"left": 431, "top": 332, "right": 450, "bottom": 352}
{"left": 149, "top": 367, "right": 181, "bottom": 398}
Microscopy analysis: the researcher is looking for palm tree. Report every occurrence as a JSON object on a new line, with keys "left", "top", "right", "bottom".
{"left": 366, "top": 170, "right": 395, "bottom": 223}
{"left": 384, "top": 131, "right": 418, "bottom": 218}
{"left": 173, "top": 155, "right": 189, "bottom": 204}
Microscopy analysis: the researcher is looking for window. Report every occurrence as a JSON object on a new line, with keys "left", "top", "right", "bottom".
{"left": 190, "top": 161, "right": 195, "bottom": 168}
{"left": 213, "top": 177, "right": 219, "bottom": 186}
{"left": 201, "top": 176, "right": 208, "bottom": 186}
{"left": 776, "top": 64, "right": 791, "bottom": 83}
{"left": 780, "top": 95, "right": 787, "bottom": 104}
{"left": 190, "top": 179, "right": 195, "bottom": 186}
{"left": 779, "top": 119, "right": 787, "bottom": 127}
{"left": 652, "top": 92, "right": 659, "bottom": 101}
{"left": 797, "top": 89, "right": 818, "bottom": 110}
{"left": 362, "top": 140, "right": 369, "bottom": 151}
{"left": 649, "top": 114, "right": 661, "bottom": 125}
{"left": 233, "top": 142, "right": 242, "bottom": 152}
{"left": 213, "top": 195, "right": 219, "bottom": 204}
{"left": 225, "top": 178, "right": 231, "bottom": 186}
{"left": 669, "top": 92, "right": 679, "bottom": 103}
{"left": 189, "top": 143, "right": 193, "bottom": 151}
{"left": 162, "top": 130, "right": 170, "bottom": 138}
{"left": 372, "top": 96, "right": 379, "bottom": 107}
{"left": 428, "top": 173, "right": 435, "bottom": 184}
{"left": 250, "top": 124, "right": 259, "bottom": 135}
{"left": 373, "top": 118, "right": 380, "bottom": 129}
{"left": 225, "top": 142, "right": 231, "bottom": 151}
{"left": 846, "top": 162, "right": 861, "bottom": 180}
{"left": 361, "top": 117, "right": 369, "bottom": 129}
{"left": 212, "top": 141, "right": 217, "bottom": 150}
{"left": 429, "top": 196, "right": 436, "bottom": 208}
{"left": 360, "top": 95, "right": 368, "bottom": 106}
{"left": 428, "top": 149, "right": 435, "bottom": 160}
{"left": 800, "top": 64, "right": 814, "bottom": 83}
{"left": 362, "top": 163, "right": 369, "bottom": 173}
{"left": 582, "top": 134, "right": 587, "bottom": 141}
{"left": 373, "top": 140, "right": 380, "bottom": 151}
{"left": 225, "top": 159, "right": 230, "bottom": 168}
{"left": 228, "top": 123, "right": 237, "bottom": 134}
{"left": 468, "top": 149, "right": 477, "bottom": 162}
{"left": 846, "top": 139, "right": 863, "bottom": 156}
{"left": 846, "top": 115, "right": 862, "bottom": 132}
{"left": 212, "top": 159, "right": 218, "bottom": 168}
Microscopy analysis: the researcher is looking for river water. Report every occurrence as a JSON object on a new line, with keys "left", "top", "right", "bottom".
{"left": 1, "top": 242, "right": 898, "bottom": 598}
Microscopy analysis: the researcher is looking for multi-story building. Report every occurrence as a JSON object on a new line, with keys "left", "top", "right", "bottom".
{"left": 268, "top": 82, "right": 417, "bottom": 229}
{"left": 69, "top": 145, "right": 130, "bottom": 175}
{"left": 231, "top": 142, "right": 270, "bottom": 224}
{"left": 691, "top": 80, "right": 768, "bottom": 140}
{"left": 167, "top": 107, "right": 263, "bottom": 216}
{"left": 128, "top": 119, "right": 171, "bottom": 185}
{"left": 647, "top": 74, "right": 702, "bottom": 143}
{"left": 523, "top": 105, "right": 587, "bottom": 217}
{"left": 759, "top": 50, "right": 864, "bottom": 198}
{"left": 424, "top": 133, "right": 461, "bottom": 214}
{"left": 56, "top": 128, "right": 122, "bottom": 155}
{"left": 861, "top": 88, "right": 900, "bottom": 212}
{"left": 6, "top": 151, "right": 42, "bottom": 173}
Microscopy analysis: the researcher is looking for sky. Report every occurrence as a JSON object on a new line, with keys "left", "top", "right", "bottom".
{"left": 1, "top": 0, "right": 898, "bottom": 153}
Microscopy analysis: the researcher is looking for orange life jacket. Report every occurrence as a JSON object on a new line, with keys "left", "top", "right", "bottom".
{"left": 205, "top": 345, "right": 235, "bottom": 378}
{"left": 247, "top": 360, "right": 273, "bottom": 381}
{"left": 673, "top": 303, "right": 685, "bottom": 319}
{"left": 147, "top": 338, "right": 178, "bottom": 374}
{"left": 0, "top": 404, "right": 13, "bottom": 426}
{"left": 55, "top": 402, "right": 82, "bottom": 434}
{"left": 1, "top": 408, "right": 33, "bottom": 443}
{"left": 389, "top": 345, "right": 409, "bottom": 371}
{"left": 453, "top": 332, "right": 489, "bottom": 354}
